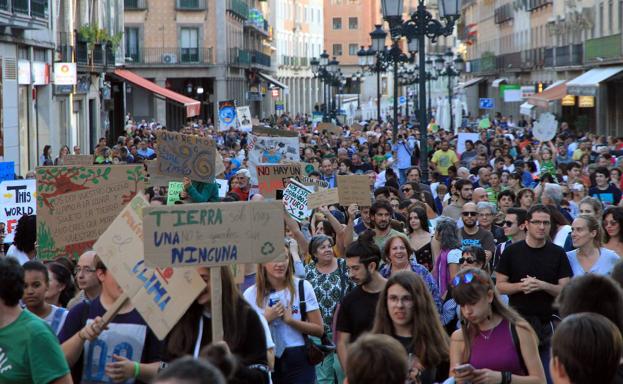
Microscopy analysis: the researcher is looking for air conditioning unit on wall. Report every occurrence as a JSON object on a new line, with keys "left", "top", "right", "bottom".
{"left": 162, "top": 53, "right": 178, "bottom": 64}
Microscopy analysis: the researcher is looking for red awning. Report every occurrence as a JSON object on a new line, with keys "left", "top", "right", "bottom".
{"left": 525, "top": 80, "right": 568, "bottom": 109}
{"left": 113, "top": 69, "right": 200, "bottom": 117}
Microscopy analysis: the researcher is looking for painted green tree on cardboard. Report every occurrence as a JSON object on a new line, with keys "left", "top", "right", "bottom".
{"left": 37, "top": 166, "right": 112, "bottom": 212}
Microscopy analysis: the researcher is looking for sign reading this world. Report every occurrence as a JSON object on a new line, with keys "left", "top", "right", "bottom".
{"left": 0, "top": 179, "right": 36, "bottom": 243}
{"left": 143, "top": 201, "right": 284, "bottom": 268}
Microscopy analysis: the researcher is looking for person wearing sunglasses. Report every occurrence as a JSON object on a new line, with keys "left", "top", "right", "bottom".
{"left": 460, "top": 203, "right": 496, "bottom": 264}
{"left": 373, "top": 271, "right": 449, "bottom": 384}
{"left": 495, "top": 204, "right": 572, "bottom": 383}
{"left": 493, "top": 208, "right": 527, "bottom": 272}
{"left": 449, "top": 268, "right": 546, "bottom": 384}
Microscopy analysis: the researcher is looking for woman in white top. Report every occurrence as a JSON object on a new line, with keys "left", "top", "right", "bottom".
{"left": 567, "top": 215, "right": 620, "bottom": 276}
{"left": 22, "top": 261, "right": 68, "bottom": 335}
{"left": 243, "top": 249, "right": 323, "bottom": 384}
{"left": 6, "top": 214, "right": 37, "bottom": 265}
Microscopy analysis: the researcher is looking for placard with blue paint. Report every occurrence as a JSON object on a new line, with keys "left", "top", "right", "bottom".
{"left": 156, "top": 130, "right": 216, "bottom": 182}
{"left": 0, "top": 161, "right": 14, "bottom": 182}
{"left": 218, "top": 100, "right": 237, "bottom": 131}
{"left": 93, "top": 194, "right": 206, "bottom": 340}
{"left": 142, "top": 200, "right": 285, "bottom": 268}
{"left": 0, "top": 179, "right": 36, "bottom": 244}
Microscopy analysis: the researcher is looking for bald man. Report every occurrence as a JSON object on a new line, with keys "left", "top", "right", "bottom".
{"left": 472, "top": 187, "right": 489, "bottom": 203}
{"left": 67, "top": 251, "right": 102, "bottom": 309}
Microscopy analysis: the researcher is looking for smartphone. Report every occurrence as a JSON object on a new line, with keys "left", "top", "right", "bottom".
{"left": 453, "top": 364, "right": 475, "bottom": 374}
{"left": 276, "top": 190, "right": 284, "bottom": 200}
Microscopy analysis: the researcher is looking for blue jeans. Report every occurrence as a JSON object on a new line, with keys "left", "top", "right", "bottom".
{"left": 272, "top": 346, "right": 316, "bottom": 384}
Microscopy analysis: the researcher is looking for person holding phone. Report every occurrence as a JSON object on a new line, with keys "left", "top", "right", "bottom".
{"left": 449, "top": 269, "right": 545, "bottom": 384}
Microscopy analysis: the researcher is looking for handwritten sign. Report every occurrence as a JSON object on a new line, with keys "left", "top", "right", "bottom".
{"left": 167, "top": 182, "right": 184, "bottom": 205}
{"left": 283, "top": 180, "right": 313, "bottom": 222}
{"left": 299, "top": 176, "right": 329, "bottom": 190}
{"left": 318, "top": 122, "right": 342, "bottom": 135}
{"left": 247, "top": 134, "right": 300, "bottom": 185}
{"left": 143, "top": 201, "right": 285, "bottom": 268}
{"left": 0, "top": 179, "right": 36, "bottom": 243}
{"left": 0, "top": 162, "right": 15, "bottom": 182}
{"left": 63, "top": 155, "right": 94, "bottom": 166}
{"left": 337, "top": 175, "right": 372, "bottom": 206}
{"left": 36, "top": 165, "right": 146, "bottom": 260}
{"left": 257, "top": 163, "right": 304, "bottom": 198}
{"left": 216, "top": 179, "right": 229, "bottom": 198}
{"left": 145, "top": 160, "right": 176, "bottom": 188}
{"left": 307, "top": 188, "right": 339, "bottom": 209}
{"left": 156, "top": 131, "right": 216, "bottom": 182}
{"left": 93, "top": 194, "right": 206, "bottom": 340}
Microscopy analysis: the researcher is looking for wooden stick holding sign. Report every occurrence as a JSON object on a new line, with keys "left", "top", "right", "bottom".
{"left": 100, "top": 293, "right": 130, "bottom": 327}
{"left": 142, "top": 201, "right": 286, "bottom": 341}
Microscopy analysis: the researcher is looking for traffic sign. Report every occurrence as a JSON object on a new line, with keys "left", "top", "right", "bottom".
{"left": 479, "top": 98, "right": 495, "bottom": 109}
{"left": 399, "top": 96, "right": 406, "bottom": 106}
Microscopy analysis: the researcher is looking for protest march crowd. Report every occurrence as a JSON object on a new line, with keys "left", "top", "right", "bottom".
{"left": 4, "top": 111, "right": 623, "bottom": 384}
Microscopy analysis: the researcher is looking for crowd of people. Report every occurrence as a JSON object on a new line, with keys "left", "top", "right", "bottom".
{"left": 4, "top": 110, "right": 623, "bottom": 384}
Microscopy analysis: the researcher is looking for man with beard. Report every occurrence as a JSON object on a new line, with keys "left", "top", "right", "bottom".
{"left": 335, "top": 232, "right": 387, "bottom": 374}
{"left": 370, "top": 200, "right": 403, "bottom": 251}
{"left": 460, "top": 202, "right": 496, "bottom": 262}
{"left": 442, "top": 179, "right": 473, "bottom": 220}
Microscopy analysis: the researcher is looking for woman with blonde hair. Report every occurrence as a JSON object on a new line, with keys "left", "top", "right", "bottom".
{"left": 373, "top": 271, "right": 449, "bottom": 384}
{"left": 243, "top": 247, "right": 324, "bottom": 384}
{"left": 567, "top": 214, "right": 619, "bottom": 276}
{"left": 450, "top": 268, "right": 545, "bottom": 384}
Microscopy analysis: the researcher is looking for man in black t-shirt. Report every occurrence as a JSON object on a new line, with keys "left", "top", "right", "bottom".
{"left": 336, "top": 234, "right": 387, "bottom": 375}
{"left": 496, "top": 204, "right": 572, "bottom": 384}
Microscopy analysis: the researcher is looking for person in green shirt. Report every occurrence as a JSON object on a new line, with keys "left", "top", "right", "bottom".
{"left": 180, "top": 176, "right": 220, "bottom": 203}
{"left": 0, "top": 257, "right": 71, "bottom": 384}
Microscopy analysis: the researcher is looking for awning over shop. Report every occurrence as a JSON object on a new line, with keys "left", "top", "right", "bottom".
{"left": 258, "top": 72, "right": 289, "bottom": 91}
{"left": 520, "top": 102, "right": 535, "bottom": 116}
{"left": 460, "top": 77, "right": 484, "bottom": 89}
{"left": 113, "top": 69, "right": 200, "bottom": 117}
{"left": 525, "top": 80, "right": 568, "bottom": 108}
{"left": 492, "top": 78, "right": 508, "bottom": 88}
{"left": 567, "top": 67, "right": 623, "bottom": 96}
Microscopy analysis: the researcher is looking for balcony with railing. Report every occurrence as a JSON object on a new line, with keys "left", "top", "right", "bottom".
{"left": 176, "top": 0, "right": 206, "bottom": 10}
{"left": 0, "top": 0, "right": 50, "bottom": 28}
{"left": 544, "top": 47, "right": 554, "bottom": 67}
{"left": 251, "top": 50, "right": 271, "bottom": 67}
{"left": 527, "top": 0, "right": 552, "bottom": 11}
{"left": 125, "top": 47, "right": 214, "bottom": 65}
{"left": 245, "top": 8, "right": 269, "bottom": 36}
{"left": 496, "top": 51, "right": 522, "bottom": 69}
{"left": 124, "top": 0, "right": 147, "bottom": 10}
{"left": 494, "top": 4, "right": 513, "bottom": 24}
{"left": 227, "top": 0, "right": 248, "bottom": 19}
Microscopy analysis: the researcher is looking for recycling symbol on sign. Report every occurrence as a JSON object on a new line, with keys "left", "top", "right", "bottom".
{"left": 261, "top": 242, "right": 275, "bottom": 256}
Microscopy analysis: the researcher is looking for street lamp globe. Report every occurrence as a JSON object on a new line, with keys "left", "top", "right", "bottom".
{"left": 320, "top": 50, "right": 329, "bottom": 66}
{"left": 328, "top": 58, "right": 339, "bottom": 74}
{"left": 310, "top": 57, "right": 320, "bottom": 74}
{"left": 407, "top": 37, "right": 419, "bottom": 53}
{"left": 454, "top": 56, "right": 465, "bottom": 72}
{"left": 381, "top": 0, "right": 405, "bottom": 19}
{"left": 370, "top": 25, "right": 387, "bottom": 53}
{"left": 439, "top": 0, "right": 461, "bottom": 18}
{"left": 357, "top": 46, "right": 368, "bottom": 67}
{"left": 435, "top": 56, "right": 445, "bottom": 71}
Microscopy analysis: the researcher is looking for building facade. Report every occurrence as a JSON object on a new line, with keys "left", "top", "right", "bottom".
{"left": 122, "top": 0, "right": 277, "bottom": 132}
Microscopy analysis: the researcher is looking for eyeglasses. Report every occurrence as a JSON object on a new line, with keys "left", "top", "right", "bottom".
{"left": 503, "top": 220, "right": 515, "bottom": 227}
{"left": 459, "top": 257, "right": 477, "bottom": 264}
{"left": 74, "top": 267, "right": 97, "bottom": 275}
{"left": 529, "top": 220, "right": 551, "bottom": 227}
{"left": 451, "top": 271, "right": 484, "bottom": 287}
{"left": 462, "top": 212, "right": 478, "bottom": 217}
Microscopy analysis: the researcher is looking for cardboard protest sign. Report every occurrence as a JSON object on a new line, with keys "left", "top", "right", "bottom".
{"left": 156, "top": 131, "right": 216, "bottom": 182}
{"left": 337, "top": 175, "right": 372, "bottom": 206}
{"left": 457, "top": 133, "right": 480, "bottom": 155}
{"left": 236, "top": 106, "right": 253, "bottom": 132}
{"left": 167, "top": 182, "right": 184, "bottom": 205}
{"left": 283, "top": 180, "right": 313, "bottom": 222}
{"left": 143, "top": 201, "right": 285, "bottom": 268}
{"left": 0, "top": 179, "right": 36, "bottom": 243}
{"left": 257, "top": 163, "right": 304, "bottom": 198}
{"left": 299, "top": 175, "right": 329, "bottom": 190}
{"left": 93, "top": 194, "right": 206, "bottom": 340}
{"left": 63, "top": 155, "right": 94, "bottom": 166}
{"left": 0, "top": 161, "right": 15, "bottom": 182}
{"left": 247, "top": 134, "right": 300, "bottom": 185}
{"left": 252, "top": 126, "right": 299, "bottom": 137}
{"left": 307, "top": 188, "right": 339, "bottom": 209}
{"left": 318, "top": 122, "right": 342, "bottom": 135}
{"left": 533, "top": 112, "right": 558, "bottom": 142}
{"left": 218, "top": 100, "right": 237, "bottom": 131}
{"left": 145, "top": 160, "right": 175, "bottom": 188}
{"left": 36, "top": 165, "right": 146, "bottom": 260}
